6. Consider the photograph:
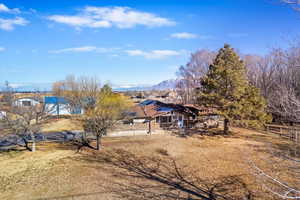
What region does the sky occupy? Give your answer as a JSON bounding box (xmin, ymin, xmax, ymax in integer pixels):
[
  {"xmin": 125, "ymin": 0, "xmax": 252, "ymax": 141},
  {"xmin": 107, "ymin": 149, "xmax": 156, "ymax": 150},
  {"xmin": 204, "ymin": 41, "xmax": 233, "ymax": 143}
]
[{"xmin": 0, "ymin": 0, "xmax": 300, "ymax": 87}]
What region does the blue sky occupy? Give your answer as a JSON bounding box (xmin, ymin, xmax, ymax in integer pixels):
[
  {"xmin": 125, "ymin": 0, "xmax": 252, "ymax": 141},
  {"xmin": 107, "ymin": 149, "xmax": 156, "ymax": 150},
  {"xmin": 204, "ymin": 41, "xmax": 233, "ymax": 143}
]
[{"xmin": 0, "ymin": 0, "xmax": 300, "ymax": 87}]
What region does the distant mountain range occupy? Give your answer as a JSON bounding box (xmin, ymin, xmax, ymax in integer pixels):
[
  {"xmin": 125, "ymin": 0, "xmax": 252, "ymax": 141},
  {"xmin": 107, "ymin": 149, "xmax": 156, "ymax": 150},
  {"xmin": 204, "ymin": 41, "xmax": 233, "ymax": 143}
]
[
  {"xmin": 0, "ymin": 83, "xmax": 53, "ymax": 92},
  {"xmin": 0, "ymin": 80, "xmax": 177, "ymax": 92},
  {"xmin": 150, "ymin": 79, "xmax": 177, "ymax": 90}
]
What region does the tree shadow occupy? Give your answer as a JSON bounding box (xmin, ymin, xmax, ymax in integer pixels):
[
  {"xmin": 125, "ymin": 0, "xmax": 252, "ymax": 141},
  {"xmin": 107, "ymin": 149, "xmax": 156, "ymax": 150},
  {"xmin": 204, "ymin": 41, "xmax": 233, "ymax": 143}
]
[
  {"xmin": 171, "ymin": 128, "xmax": 235, "ymax": 139},
  {"xmin": 74, "ymin": 149, "xmax": 254, "ymax": 200}
]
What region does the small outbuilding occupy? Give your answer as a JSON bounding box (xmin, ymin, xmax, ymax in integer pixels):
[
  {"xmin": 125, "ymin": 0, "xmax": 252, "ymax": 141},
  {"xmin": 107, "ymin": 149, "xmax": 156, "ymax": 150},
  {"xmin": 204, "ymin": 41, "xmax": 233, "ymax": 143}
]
[
  {"xmin": 13, "ymin": 97, "xmax": 42, "ymax": 107},
  {"xmin": 44, "ymin": 96, "xmax": 83, "ymax": 116}
]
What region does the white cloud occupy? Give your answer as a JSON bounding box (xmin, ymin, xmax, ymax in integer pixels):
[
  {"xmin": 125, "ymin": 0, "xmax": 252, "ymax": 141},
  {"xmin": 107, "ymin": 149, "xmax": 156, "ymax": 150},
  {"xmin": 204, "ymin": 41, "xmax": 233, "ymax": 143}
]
[
  {"xmin": 0, "ymin": 3, "xmax": 20, "ymax": 14},
  {"xmin": 0, "ymin": 17, "xmax": 29, "ymax": 30},
  {"xmin": 170, "ymin": 32, "xmax": 198, "ymax": 39},
  {"xmin": 126, "ymin": 49, "xmax": 181, "ymax": 59},
  {"xmin": 0, "ymin": 47, "xmax": 5, "ymax": 52},
  {"xmin": 48, "ymin": 15, "xmax": 111, "ymax": 28},
  {"xmin": 48, "ymin": 6, "xmax": 175, "ymax": 29},
  {"xmin": 50, "ymin": 46, "xmax": 120, "ymax": 54}
]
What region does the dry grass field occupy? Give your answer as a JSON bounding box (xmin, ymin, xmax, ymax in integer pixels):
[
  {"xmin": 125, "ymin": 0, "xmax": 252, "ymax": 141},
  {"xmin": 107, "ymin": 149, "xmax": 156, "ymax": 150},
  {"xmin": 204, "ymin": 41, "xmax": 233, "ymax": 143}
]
[
  {"xmin": 0, "ymin": 128, "xmax": 298, "ymax": 200},
  {"xmin": 41, "ymin": 118, "xmax": 83, "ymax": 133}
]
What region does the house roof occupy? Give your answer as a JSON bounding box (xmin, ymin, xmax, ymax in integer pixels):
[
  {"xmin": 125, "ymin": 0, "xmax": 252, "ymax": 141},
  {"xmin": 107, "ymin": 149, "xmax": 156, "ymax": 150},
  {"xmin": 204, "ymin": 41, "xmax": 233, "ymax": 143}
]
[
  {"xmin": 184, "ymin": 104, "xmax": 217, "ymax": 115},
  {"xmin": 44, "ymin": 96, "xmax": 68, "ymax": 104},
  {"xmin": 15, "ymin": 96, "xmax": 43, "ymax": 103},
  {"xmin": 128, "ymin": 99, "xmax": 199, "ymax": 119}
]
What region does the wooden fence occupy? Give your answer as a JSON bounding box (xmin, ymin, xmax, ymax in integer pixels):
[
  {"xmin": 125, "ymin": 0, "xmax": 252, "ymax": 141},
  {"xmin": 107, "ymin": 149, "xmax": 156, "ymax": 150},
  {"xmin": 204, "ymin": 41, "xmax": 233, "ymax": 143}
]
[{"xmin": 265, "ymin": 124, "xmax": 300, "ymax": 143}]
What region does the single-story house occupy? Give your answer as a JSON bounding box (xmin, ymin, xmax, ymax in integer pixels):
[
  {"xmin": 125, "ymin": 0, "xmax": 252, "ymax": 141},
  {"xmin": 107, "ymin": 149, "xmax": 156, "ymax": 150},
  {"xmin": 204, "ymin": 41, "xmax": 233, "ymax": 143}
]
[
  {"xmin": 13, "ymin": 97, "xmax": 42, "ymax": 107},
  {"xmin": 44, "ymin": 96, "xmax": 83, "ymax": 116},
  {"xmin": 127, "ymin": 99, "xmax": 201, "ymax": 129}
]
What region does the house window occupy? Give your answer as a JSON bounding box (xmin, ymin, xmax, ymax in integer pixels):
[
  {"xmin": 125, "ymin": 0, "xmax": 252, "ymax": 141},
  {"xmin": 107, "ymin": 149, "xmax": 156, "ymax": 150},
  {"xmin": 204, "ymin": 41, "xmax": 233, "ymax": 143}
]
[
  {"xmin": 160, "ymin": 116, "xmax": 168, "ymax": 123},
  {"xmin": 22, "ymin": 101, "xmax": 31, "ymax": 106},
  {"xmin": 172, "ymin": 115, "xmax": 178, "ymax": 120},
  {"xmin": 156, "ymin": 117, "xmax": 160, "ymax": 123},
  {"xmin": 179, "ymin": 115, "xmax": 183, "ymax": 121}
]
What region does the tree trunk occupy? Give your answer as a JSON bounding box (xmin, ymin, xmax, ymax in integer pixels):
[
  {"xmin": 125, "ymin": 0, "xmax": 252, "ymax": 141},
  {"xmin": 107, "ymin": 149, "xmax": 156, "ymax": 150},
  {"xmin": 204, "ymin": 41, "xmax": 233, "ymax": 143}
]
[
  {"xmin": 148, "ymin": 120, "xmax": 152, "ymax": 134},
  {"xmin": 22, "ymin": 138, "xmax": 32, "ymax": 151},
  {"xmin": 96, "ymin": 129, "xmax": 105, "ymax": 150},
  {"xmin": 224, "ymin": 118, "xmax": 229, "ymax": 134},
  {"xmin": 30, "ymin": 131, "xmax": 36, "ymax": 152},
  {"xmin": 96, "ymin": 134, "xmax": 100, "ymax": 150},
  {"xmin": 36, "ymin": 114, "xmax": 39, "ymax": 124}
]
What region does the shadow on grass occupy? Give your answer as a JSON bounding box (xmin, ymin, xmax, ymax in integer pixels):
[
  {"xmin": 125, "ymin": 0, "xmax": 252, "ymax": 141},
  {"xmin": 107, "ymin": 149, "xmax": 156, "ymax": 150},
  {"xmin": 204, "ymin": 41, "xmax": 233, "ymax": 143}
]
[
  {"xmin": 0, "ymin": 147, "xmax": 27, "ymax": 158},
  {"xmin": 68, "ymin": 148, "xmax": 254, "ymax": 200},
  {"xmin": 171, "ymin": 128, "xmax": 235, "ymax": 139}
]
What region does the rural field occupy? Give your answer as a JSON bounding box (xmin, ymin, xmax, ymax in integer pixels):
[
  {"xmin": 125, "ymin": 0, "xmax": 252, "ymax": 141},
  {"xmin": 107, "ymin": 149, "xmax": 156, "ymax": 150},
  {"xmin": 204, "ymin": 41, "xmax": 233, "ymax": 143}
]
[{"xmin": 0, "ymin": 128, "xmax": 297, "ymax": 200}]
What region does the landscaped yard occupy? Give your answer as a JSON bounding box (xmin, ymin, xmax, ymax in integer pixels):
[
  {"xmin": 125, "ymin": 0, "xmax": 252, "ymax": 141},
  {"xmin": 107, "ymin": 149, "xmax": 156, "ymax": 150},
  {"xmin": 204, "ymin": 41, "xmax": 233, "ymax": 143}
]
[{"xmin": 0, "ymin": 128, "xmax": 298, "ymax": 200}]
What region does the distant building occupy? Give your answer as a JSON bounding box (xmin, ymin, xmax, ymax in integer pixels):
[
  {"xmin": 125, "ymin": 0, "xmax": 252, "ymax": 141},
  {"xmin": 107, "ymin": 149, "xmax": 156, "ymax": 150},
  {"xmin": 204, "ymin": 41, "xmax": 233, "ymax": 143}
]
[
  {"xmin": 44, "ymin": 96, "xmax": 83, "ymax": 116},
  {"xmin": 13, "ymin": 97, "xmax": 42, "ymax": 107},
  {"xmin": 0, "ymin": 110, "xmax": 6, "ymax": 119}
]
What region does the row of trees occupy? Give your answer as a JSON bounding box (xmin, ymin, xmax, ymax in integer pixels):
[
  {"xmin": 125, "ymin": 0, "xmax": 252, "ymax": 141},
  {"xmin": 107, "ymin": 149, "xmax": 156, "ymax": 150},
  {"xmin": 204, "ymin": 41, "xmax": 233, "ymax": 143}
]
[
  {"xmin": 246, "ymin": 46, "xmax": 300, "ymax": 123},
  {"xmin": 177, "ymin": 42, "xmax": 300, "ymax": 128}
]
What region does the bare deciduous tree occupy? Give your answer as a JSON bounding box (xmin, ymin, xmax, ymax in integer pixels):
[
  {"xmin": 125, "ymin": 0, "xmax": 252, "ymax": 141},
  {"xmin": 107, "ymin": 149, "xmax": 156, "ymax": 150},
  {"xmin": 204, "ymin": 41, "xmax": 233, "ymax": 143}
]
[
  {"xmin": 1, "ymin": 81, "xmax": 14, "ymax": 107},
  {"xmin": 176, "ymin": 50, "xmax": 216, "ymax": 104},
  {"xmin": 82, "ymin": 85, "xmax": 131, "ymax": 150},
  {"xmin": 245, "ymin": 45, "xmax": 300, "ymax": 123},
  {"xmin": 3, "ymin": 96, "xmax": 47, "ymax": 152},
  {"xmin": 52, "ymin": 75, "xmax": 101, "ymax": 113}
]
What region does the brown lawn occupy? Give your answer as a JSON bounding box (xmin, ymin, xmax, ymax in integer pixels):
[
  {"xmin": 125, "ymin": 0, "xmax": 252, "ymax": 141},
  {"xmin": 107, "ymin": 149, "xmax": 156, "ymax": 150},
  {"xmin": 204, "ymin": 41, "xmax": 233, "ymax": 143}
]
[
  {"xmin": 0, "ymin": 128, "xmax": 298, "ymax": 200},
  {"xmin": 41, "ymin": 118, "xmax": 83, "ymax": 133}
]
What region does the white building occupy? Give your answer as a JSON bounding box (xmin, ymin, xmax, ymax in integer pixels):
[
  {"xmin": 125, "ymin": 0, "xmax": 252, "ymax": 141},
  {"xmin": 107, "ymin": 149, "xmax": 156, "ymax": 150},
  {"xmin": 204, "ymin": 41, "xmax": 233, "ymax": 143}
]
[
  {"xmin": 13, "ymin": 97, "xmax": 41, "ymax": 107},
  {"xmin": 0, "ymin": 111, "xmax": 6, "ymax": 119},
  {"xmin": 44, "ymin": 96, "xmax": 83, "ymax": 116}
]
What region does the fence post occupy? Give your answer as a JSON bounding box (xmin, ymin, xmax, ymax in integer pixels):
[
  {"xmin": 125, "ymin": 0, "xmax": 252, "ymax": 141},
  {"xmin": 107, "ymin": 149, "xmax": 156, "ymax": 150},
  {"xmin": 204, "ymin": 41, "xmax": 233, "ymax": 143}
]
[{"xmin": 279, "ymin": 127, "xmax": 282, "ymax": 136}]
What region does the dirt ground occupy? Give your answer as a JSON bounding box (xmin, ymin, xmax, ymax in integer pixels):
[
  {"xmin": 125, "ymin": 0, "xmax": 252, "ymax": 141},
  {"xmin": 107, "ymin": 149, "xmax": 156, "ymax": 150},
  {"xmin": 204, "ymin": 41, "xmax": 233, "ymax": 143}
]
[{"xmin": 0, "ymin": 128, "xmax": 298, "ymax": 200}]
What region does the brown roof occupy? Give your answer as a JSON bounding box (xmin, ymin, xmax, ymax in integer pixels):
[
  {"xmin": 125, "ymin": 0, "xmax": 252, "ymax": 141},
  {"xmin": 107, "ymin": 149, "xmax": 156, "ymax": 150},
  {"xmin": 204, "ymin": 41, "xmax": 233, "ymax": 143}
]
[
  {"xmin": 184, "ymin": 104, "xmax": 217, "ymax": 115},
  {"xmin": 130, "ymin": 104, "xmax": 165, "ymax": 118},
  {"xmin": 128, "ymin": 100, "xmax": 200, "ymax": 119}
]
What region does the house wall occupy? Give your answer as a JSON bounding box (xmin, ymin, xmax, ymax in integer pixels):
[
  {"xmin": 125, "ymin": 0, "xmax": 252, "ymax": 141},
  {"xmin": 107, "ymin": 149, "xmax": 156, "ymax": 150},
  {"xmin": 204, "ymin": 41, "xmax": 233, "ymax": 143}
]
[
  {"xmin": 45, "ymin": 103, "xmax": 84, "ymax": 116},
  {"xmin": 133, "ymin": 119, "xmax": 146, "ymax": 123},
  {"xmin": 45, "ymin": 103, "xmax": 71, "ymax": 115},
  {"xmin": 116, "ymin": 120, "xmax": 161, "ymax": 131},
  {"xmin": 155, "ymin": 112, "xmax": 196, "ymax": 128}
]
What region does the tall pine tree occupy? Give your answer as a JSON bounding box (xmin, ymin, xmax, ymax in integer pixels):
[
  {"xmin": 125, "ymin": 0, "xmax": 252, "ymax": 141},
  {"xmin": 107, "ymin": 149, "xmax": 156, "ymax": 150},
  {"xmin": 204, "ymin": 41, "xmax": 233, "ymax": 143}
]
[{"xmin": 198, "ymin": 44, "xmax": 270, "ymax": 134}]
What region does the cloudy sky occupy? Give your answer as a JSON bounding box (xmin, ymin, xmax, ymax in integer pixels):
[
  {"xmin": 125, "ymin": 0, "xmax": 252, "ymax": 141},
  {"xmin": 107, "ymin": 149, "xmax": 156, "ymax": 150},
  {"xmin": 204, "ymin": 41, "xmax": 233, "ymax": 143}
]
[{"xmin": 0, "ymin": 0, "xmax": 300, "ymax": 86}]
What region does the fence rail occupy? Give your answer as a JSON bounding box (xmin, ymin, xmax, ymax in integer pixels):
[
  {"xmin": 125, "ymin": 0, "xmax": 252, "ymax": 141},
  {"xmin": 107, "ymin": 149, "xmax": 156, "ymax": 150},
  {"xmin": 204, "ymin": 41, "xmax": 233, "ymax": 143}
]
[{"xmin": 265, "ymin": 124, "xmax": 300, "ymax": 143}]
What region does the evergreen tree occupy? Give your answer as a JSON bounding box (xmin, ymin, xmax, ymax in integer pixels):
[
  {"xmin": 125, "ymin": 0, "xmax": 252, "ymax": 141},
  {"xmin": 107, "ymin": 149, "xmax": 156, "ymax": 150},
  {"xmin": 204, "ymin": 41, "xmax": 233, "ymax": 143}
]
[{"xmin": 198, "ymin": 44, "xmax": 271, "ymax": 134}]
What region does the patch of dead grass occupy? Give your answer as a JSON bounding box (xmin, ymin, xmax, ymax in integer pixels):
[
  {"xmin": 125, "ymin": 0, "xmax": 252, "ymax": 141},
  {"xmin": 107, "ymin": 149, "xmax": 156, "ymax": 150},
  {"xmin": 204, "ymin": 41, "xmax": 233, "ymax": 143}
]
[{"xmin": 41, "ymin": 118, "xmax": 83, "ymax": 133}]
